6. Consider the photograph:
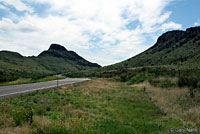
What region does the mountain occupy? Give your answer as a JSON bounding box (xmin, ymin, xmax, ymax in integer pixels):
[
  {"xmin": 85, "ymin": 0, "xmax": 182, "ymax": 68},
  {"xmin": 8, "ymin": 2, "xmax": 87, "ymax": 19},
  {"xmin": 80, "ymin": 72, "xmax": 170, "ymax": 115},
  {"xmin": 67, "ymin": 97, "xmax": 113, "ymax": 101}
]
[
  {"xmin": 35, "ymin": 44, "xmax": 100, "ymax": 72},
  {"xmin": 105, "ymin": 26, "xmax": 200, "ymax": 70},
  {"xmin": 0, "ymin": 44, "xmax": 100, "ymax": 82}
]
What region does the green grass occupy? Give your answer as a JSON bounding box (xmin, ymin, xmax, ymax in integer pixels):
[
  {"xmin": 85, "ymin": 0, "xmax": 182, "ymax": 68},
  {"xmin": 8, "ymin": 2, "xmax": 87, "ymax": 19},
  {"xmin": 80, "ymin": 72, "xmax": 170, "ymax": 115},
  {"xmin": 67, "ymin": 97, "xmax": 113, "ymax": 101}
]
[
  {"xmin": 0, "ymin": 75, "xmax": 66, "ymax": 86},
  {"xmin": 0, "ymin": 79, "xmax": 187, "ymax": 134}
]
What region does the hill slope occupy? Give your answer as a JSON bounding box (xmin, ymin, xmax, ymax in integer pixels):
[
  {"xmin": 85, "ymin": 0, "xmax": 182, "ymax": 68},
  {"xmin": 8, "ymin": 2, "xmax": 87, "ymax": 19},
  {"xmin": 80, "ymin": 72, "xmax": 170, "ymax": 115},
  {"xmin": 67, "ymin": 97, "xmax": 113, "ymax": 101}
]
[
  {"xmin": 36, "ymin": 44, "xmax": 100, "ymax": 73},
  {"xmin": 106, "ymin": 26, "xmax": 200, "ymax": 70},
  {"xmin": 0, "ymin": 44, "xmax": 100, "ymax": 82}
]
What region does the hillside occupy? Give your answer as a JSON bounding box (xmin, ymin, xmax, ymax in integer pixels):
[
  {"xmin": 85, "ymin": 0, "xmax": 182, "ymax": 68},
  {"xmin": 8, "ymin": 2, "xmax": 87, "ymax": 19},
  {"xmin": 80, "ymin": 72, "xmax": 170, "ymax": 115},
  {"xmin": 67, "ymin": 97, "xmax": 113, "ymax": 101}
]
[
  {"xmin": 106, "ymin": 26, "xmax": 200, "ymax": 70},
  {"xmin": 0, "ymin": 44, "xmax": 100, "ymax": 82},
  {"xmin": 36, "ymin": 44, "xmax": 100, "ymax": 73}
]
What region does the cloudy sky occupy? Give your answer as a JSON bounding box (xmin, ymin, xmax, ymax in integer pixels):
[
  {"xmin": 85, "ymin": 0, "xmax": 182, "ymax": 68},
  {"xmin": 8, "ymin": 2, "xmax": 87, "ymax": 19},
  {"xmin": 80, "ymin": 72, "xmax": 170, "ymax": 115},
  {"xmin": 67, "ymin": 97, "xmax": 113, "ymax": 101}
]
[{"xmin": 0, "ymin": 0, "xmax": 199, "ymax": 66}]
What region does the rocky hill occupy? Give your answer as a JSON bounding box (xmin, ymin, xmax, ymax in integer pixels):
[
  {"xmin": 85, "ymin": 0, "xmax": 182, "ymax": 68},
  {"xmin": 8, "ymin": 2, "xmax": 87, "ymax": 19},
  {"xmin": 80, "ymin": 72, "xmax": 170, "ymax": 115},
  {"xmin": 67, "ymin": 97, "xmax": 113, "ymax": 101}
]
[
  {"xmin": 0, "ymin": 44, "xmax": 100, "ymax": 82},
  {"xmin": 106, "ymin": 26, "xmax": 200, "ymax": 70}
]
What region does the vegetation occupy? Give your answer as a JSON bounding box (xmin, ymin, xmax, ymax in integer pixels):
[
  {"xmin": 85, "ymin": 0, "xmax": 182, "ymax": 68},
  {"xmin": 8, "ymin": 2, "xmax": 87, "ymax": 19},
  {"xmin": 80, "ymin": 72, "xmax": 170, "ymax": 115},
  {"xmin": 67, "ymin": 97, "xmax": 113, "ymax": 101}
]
[
  {"xmin": 0, "ymin": 79, "xmax": 188, "ymax": 134},
  {"xmin": 128, "ymin": 75, "xmax": 147, "ymax": 85},
  {"xmin": 178, "ymin": 76, "xmax": 200, "ymax": 98},
  {"xmin": 132, "ymin": 81, "xmax": 200, "ymax": 129},
  {"xmin": 0, "ymin": 44, "xmax": 100, "ymax": 83},
  {"xmin": 102, "ymin": 26, "xmax": 200, "ymax": 70},
  {"xmin": 0, "ymin": 26, "xmax": 200, "ymax": 133},
  {"xmin": 1, "ymin": 26, "xmax": 200, "ymax": 83},
  {"xmin": 66, "ymin": 65, "xmax": 200, "ymax": 82},
  {"xmin": 149, "ymin": 77, "xmax": 178, "ymax": 88},
  {"xmin": 126, "ymin": 70, "xmax": 200, "ymax": 129}
]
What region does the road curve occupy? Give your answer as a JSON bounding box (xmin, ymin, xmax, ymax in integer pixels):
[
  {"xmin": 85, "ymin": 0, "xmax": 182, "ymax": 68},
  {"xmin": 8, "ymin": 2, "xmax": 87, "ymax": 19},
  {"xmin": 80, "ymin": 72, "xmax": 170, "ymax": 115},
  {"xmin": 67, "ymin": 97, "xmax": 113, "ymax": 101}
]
[{"xmin": 0, "ymin": 78, "xmax": 90, "ymax": 98}]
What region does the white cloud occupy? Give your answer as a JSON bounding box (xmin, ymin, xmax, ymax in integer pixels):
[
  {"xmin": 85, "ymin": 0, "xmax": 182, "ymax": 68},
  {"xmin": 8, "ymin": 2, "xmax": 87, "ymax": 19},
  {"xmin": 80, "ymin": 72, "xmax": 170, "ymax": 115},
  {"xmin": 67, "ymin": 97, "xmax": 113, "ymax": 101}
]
[
  {"xmin": 0, "ymin": 0, "xmax": 182, "ymax": 66},
  {"xmin": 0, "ymin": 18, "xmax": 38, "ymax": 33},
  {"xmin": 0, "ymin": 0, "xmax": 33, "ymax": 12},
  {"xmin": 194, "ymin": 22, "xmax": 199, "ymax": 26},
  {"xmin": 160, "ymin": 22, "xmax": 182, "ymax": 31}
]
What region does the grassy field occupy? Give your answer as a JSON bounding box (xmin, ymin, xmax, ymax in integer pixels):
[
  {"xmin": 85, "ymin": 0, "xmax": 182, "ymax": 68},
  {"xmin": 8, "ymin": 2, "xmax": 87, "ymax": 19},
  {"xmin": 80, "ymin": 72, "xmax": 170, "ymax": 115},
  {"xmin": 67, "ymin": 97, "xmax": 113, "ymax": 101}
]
[
  {"xmin": 0, "ymin": 78, "xmax": 195, "ymax": 134},
  {"xmin": 0, "ymin": 75, "xmax": 66, "ymax": 86},
  {"xmin": 132, "ymin": 80, "xmax": 200, "ymax": 128}
]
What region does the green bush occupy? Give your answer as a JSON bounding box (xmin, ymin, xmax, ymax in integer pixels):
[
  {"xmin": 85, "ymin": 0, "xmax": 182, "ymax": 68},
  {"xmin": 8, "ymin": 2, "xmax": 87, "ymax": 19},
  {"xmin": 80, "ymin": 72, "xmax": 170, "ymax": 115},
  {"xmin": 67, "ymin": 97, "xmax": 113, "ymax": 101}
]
[
  {"xmin": 128, "ymin": 75, "xmax": 147, "ymax": 85},
  {"xmin": 119, "ymin": 73, "xmax": 128, "ymax": 82},
  {"xmin": 12, "ymin": 106, "xmax": 33, "ymax": 126},
  {"xmin": 149, "ymin": 78, "xmax": 177, "ymax": 88},
  {"xmin": 178, "ymin": 76, "xmax": 200, "ymax": 98},
  {"xmin": 197, "ymin": 81, "xmax": 200, "ymax": 90},
  {"xmin": 178, "ymin": 76, "xmax": 199, "ymax": 88},
  {"xmin": 35, "ymin": 106, "xmax": 47, "ymax": 116}
]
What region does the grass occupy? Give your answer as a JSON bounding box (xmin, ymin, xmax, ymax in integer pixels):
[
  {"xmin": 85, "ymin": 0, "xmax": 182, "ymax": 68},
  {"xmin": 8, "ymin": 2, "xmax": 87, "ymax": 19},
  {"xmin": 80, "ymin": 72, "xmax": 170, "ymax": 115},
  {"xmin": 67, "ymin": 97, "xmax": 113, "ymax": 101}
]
[
  {"xmin": 148, "ymin": 77, "xmax": 178, "ymax": 88},
  {"xmin": 0, "ymin": 75, "xmax": 66, "ymax": 86},
  {"xmin": 0, "ymin": 78, "xmax": 189, "ymax": 134},
  {"xmin": 132, "ymin": 81, "xmax": 200, "ymax": 128}
]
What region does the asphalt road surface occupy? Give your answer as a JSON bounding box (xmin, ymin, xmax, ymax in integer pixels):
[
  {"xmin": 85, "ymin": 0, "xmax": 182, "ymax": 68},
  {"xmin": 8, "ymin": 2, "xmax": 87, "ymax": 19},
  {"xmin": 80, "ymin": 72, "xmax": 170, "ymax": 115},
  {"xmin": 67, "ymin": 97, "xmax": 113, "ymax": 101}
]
[{"xmin": 0, "ymin": 78, "xmax": 90, "ymax": 98}]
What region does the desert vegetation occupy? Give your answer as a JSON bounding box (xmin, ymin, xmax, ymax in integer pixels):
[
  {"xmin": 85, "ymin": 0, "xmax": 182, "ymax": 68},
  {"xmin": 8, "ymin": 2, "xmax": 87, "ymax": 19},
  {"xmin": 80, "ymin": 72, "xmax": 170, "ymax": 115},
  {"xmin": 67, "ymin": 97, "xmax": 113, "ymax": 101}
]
[
  {"xmin": 0, "ymin": 79, "xmax": 189, "ymax": 134},
  {"xmin": 128, "ymin": 69, "xmax": 200, "ymax": 129}
]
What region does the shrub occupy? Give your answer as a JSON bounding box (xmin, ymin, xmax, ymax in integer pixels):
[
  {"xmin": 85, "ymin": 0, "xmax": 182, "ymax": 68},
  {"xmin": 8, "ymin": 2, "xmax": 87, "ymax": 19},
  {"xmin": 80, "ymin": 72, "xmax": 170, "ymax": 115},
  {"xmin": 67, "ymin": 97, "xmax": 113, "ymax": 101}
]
[
  {"xmin": 36, "ymin": 106, "xmax": 46, "ymax": 116},
  {"xmin": 149, "ymin": 78, "xmax": 177, "ymax": 88},
  {"xmin": 178, "ymin": 76, "xmax": 199, "ymax": 88},
  {"xmin": 12, "ymin": 106, "xmax": 33, "ymax": 126},
  {"xmin": 197, "ymin": 81, "xmax": 200, "ymax": 88},
  {"xmin": 119, "ymin": 74, "xmax": 128, "ymax": 82},
  {"xmin": 128, "ymin": 75, "xmax": 147, "ymax": 85},
  {"xmin": 178, "ymin": 76, "xmax": 199, "ymax": 98}
]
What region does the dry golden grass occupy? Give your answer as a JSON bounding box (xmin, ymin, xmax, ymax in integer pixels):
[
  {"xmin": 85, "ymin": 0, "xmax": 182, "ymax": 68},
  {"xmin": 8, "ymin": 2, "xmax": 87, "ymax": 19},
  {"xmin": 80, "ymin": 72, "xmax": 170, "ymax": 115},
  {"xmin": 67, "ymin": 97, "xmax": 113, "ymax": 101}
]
[
  {"xmin": 0, "ymin": 114, "xmax": 14, "ymax": 128},
  {"xmin": 130, "ymin": 82, "xmax": 146, "ymax": 89},
  {"xmin": 59, "ymin": 79, "xmax": 118, "ymax": 100},
  {"xmin": 0, "ymin": 78, "xmax": 31, "ymax": 86},
  {"xmin": 155, "ymin": 76, "xmax": 178, "ymax": 83},
  {"xmin": 61, "ymin": 78, "xmax": 117, "ymax": 91},
  {"xmin": 132, "ymin": 81, "xmax": 200, "ymax": 127},
  {"xmin": 0, "ymin": 125, "xmax": 31, "ymax": 134},
  {"xmin": 33, "ymin": 116, "xmax": 51, "ymax": 128},
  {"xmin": 8, "ymin": 78, "xmax": 31, "ymax": 84}
]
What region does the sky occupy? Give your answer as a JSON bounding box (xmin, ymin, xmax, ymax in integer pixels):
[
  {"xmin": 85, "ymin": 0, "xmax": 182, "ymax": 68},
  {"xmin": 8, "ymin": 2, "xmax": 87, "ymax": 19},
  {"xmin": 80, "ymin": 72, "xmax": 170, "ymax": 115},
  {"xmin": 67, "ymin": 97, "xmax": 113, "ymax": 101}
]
[{"xmin": 0, "ymin": 0, "xmax": 199, "ymax": 66}]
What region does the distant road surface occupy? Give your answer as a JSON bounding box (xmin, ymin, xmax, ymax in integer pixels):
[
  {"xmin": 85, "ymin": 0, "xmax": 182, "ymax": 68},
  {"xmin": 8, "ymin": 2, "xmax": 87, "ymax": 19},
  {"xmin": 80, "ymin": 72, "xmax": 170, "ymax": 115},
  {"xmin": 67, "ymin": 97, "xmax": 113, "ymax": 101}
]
[{"xmin": 0, "ymin": 78, "xmax": 90, "ymax": 98}]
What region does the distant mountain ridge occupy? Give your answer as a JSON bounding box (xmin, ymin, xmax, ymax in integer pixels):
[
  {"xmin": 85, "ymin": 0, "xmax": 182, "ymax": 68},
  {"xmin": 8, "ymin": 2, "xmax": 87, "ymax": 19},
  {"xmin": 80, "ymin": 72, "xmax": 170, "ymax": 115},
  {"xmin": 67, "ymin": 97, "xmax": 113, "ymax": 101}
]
[
  {"xmin": 105, "ymin": 26, "xmax": 200, "ymax": 70},
  {"xmin": 0, "ymin": 44, "xmax": 100, "ymax": 82},
  {"xmin": 1, "ymin": 26, "xmax": 200, "ymax": 82}
]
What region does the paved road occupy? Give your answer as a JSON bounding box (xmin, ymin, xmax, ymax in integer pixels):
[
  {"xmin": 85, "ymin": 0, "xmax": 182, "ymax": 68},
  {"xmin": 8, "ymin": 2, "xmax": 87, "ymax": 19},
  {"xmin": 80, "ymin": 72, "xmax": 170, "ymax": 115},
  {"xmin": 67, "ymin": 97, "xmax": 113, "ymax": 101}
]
[{"xmin": 0, "ymin": 78, "xmax": 90, "ymax": 98}]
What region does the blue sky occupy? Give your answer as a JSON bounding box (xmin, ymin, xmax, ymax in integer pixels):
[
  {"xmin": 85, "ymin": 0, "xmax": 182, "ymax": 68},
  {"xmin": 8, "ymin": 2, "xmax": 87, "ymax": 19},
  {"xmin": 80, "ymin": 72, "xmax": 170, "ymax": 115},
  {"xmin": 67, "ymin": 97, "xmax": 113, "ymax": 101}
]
[
  {"xmin": 0, "ymin": 0, "xmax": 199, "ymax": 66},
  {"xmin": 166, "ymin": 0, "xmax": 200, "ymax": 28}
]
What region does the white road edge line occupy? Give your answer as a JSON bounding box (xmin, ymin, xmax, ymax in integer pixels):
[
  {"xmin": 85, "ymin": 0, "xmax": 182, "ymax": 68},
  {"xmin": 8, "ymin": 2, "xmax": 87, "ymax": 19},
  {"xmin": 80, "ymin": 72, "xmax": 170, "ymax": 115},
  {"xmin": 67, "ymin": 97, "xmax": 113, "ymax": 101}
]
[
  {"xmin": 0, "ymin": 79, "xmax": 89, "ymax": 98},
  {"xmin": 0, "ymin": 79, "xmax": 74, "ymax": 90}
]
